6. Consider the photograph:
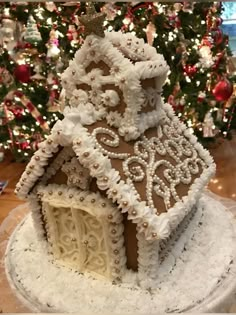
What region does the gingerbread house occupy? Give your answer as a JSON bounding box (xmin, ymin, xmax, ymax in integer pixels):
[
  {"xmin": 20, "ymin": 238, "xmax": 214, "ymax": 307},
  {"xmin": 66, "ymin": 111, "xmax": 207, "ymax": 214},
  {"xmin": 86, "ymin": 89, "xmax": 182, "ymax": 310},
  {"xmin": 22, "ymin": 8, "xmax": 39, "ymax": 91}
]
[{"xmin": 16, "ymin": 16, "xmax": 215, "ymax": 287}]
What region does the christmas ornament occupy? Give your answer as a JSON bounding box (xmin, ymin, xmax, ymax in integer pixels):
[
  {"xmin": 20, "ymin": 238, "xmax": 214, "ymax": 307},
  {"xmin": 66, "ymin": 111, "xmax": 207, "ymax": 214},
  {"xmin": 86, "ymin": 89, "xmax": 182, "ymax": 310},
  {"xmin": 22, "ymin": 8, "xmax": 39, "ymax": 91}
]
[
  {"xmin": 203, "ymin": 111, "xmax": 215, "ymax": 138},
  {"xmin": 209, "ymin": 100, "xmax": 216, "ymax": 107},
  {"xmin": 101, "ymin": 3, "xmax": 116, "ymax": 21},
  {"xmin": 1, "ymin": 102, "xmax": 14, "ymax": 147},
  {"xmin": 198, "ymin": 91, "xmax": 206, "ymax": 102},
  {"xmin": 211, "ymin": 3, "xmax": 219, "ymax": 13},
  {"xmin": 79, "ymin": 3, "xmax": 106, "ymax": 38},
  {"xmin": 183, "ymin": 64, "xmax": 197, "ymax": 77},
  {"xmin": 216, "ymin": 108, "xmax": 223, "ymax": 122},
  {"xmin": 213, "ymin": 52, "xmax": 225, "ymax": 70},
  {"xmin": 174, "ymin": 16, "xmax": 181, "ymax": 28},
  {"xmin": 14, "ymin": 20, "xmax": 24, "ymax": 44},
  {"xmin": 199, "ymin": 45, "xmax": 214, "ymax": 69},
  {"xmin": 67, "ymin": 25, "xmax": 78, "ymax": 47},
  {"xmin": 14, "ymin": 64, "xmax": 31, "ymax": 83},
  {"xmin": 212, "ymin": 78, "xmax": 233, "ymax": 102},
  {"xmin": 173, "ymin": 3, "xmax": 183, "ymax": 12},
  {"xmin": 0, "ymin": 103, "xmax": 6, "ymax": 126},
  {"xmin": 47, "ymin": 89, "xmax": 60, "ymax": 112},
  {"xmin": 31, "ymin": 63, "xmax": 45, "ymax": 80},
  {"xmin": 46, "ymin": 29, "xmax": 60, "ymax": 58},
  {"xmin": 5, "ymin": 91, "xmax": 49, "ymax": 130},
  {"xmin": 46, "ymin": 72, "xmax": 55, "ymax": 85},
  {"xmin": 46, "ymin": 73, "xmax": 61, "ymax": 112},
  {"xmin": 31, "ymin": 133, "xmax": 43, "ymax": 151},
  {"xmin": 201, "ymin": 35, "xmax": 213, "ymax": 48},
  {"xmin": 168, "ymin": 82, "xmax": 183, "ymax": 112},
  {"xmin": 45, "ymin": 2, "xmax": 57, "ymax": 12},
  {"xmin": 0, "ymin": 8, "xmax": 17, "ymax": 50},
  {"xmin": 146, "ymin": 22, "xmax": 156, "ymax": 46},
  {"xmin": 66, "ymin": 28, "xmax": 73, "ymax": 41},
  {"xmin": 31, "ymin": 141, "xmax": 39, "ymax": 151},
  {"xmin": 17, "ymin": 139, "xmax": 30, "ymax": 150},
  {"xmin": 179, "ymin": 97, "xmax": 186, "ymax": 106},
  {"xmin": 55, "ymin": 58, "xmax": 64, "ymax": 73},
  {"xmin": 5, "ymin": 108, "xmax": 14, "ymax": 122},
  {"xmin": 224, "ymin": 83, "xmax": 236, "ymax": 108},
  {"xmin": 9, "ymin": 106, "xmax": 24, "ymax": 119},
  {"xmin": 16, "ymin": 41, "xmax": 32, "ymax": 50},
  {"xmin": 24, "ymin": 15, "xmax": 42, "ymax": 44},
  {"xmin": 167, "ymin": 9, "xmax": 181, "ymax": 28},
  {"xmin": 0, "ymin": 67, "xmax": 14, "ymax": 86},
  {"xmin": 182, "ymin": 2, "xmax": 194, "ymax": 13},
  {"xmin": 175, "ymin": 42, "xmax": 187, "ymax": 66}
]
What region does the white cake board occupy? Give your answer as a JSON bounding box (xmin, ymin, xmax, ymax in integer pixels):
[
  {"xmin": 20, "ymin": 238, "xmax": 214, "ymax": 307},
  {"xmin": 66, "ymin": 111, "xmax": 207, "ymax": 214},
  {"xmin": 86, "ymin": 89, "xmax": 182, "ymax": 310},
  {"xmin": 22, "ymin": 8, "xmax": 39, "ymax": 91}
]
[{"xmin": 3, "ymin": 192, "xmax": 236, "ymax": 313}]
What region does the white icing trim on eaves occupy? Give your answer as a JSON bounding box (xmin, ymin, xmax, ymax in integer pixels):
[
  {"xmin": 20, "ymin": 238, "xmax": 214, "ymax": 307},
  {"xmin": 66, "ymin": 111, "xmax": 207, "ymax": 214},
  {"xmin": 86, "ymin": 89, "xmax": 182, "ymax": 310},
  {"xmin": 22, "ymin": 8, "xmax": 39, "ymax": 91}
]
[
  {"xmin": 40, "ymin": 147, "xmax": 75, "ymax": 185},
  {"xmin": 162, "ymin": 103, "xmax": 215, "ymax": 166},
  {"xmin": 15, "ymin": 136, "xmax": 60, "ymax": 199},
  {"xmin": 28, "ymin": 195, "xmax": 47, "ymax": 241}
]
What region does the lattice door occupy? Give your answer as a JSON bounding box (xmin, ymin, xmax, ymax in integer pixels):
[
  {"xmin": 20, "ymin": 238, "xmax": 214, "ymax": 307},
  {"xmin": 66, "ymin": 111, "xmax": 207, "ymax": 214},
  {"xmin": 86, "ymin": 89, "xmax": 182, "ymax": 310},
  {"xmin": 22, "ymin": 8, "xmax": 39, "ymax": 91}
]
[
  {"xmin": 72, "ymin": 209, "xmax": 109, "ymax": 276},
  {"xmin": 49, "ymin": 206, "xmax": 82, "ymax": 265},
  {"xmin": 47, "ymin": 205, "xmax": 109, "ymax": 277}
]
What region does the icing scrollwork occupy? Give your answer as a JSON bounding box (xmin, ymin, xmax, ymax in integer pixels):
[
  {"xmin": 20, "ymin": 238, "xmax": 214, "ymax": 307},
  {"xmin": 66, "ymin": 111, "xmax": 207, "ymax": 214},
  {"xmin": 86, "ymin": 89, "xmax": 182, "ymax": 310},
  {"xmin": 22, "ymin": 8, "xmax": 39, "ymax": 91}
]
[
  {"xmin": 90, "ymin": 120, "xmax": 210, "ymax": 215},
  {"xmin": 92, "ymin": 127, "xmax": 130, "ymax": 160}
]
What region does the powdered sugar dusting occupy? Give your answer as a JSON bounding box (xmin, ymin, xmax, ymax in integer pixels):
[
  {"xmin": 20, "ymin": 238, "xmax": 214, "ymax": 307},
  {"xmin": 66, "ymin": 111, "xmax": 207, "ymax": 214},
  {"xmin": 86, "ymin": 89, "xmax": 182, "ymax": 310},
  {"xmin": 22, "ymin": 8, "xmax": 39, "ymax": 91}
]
[{"xmin": 5, "ymin": 194, "xmax": 236, "ymax": 313}]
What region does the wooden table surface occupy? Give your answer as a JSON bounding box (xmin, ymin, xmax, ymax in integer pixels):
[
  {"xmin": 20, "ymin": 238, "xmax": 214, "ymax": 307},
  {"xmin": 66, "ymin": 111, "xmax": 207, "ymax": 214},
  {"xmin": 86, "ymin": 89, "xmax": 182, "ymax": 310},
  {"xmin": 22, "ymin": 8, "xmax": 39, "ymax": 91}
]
[{"xmin": 0, "ymin": 152, "xmax": 26, "ymax": 226}]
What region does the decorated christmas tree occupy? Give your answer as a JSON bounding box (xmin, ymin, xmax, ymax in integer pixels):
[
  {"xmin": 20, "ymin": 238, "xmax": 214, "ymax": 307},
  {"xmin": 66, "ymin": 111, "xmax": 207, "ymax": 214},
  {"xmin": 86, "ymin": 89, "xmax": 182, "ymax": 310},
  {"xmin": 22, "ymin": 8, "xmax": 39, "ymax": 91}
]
[
  {"xmin": 24, "ymin": 15, "xmax": 42, "ymax": 44},
  {"xmin": 0, "ymin": 2, "xmax": 84, "ymax": 161},
  {"xmin": 105, "ymin": 2, "xmax": 235, "ymax": 144},
  {"xmin": 0, "ymin": 2, "xmax": 235, "ymax": 161}
]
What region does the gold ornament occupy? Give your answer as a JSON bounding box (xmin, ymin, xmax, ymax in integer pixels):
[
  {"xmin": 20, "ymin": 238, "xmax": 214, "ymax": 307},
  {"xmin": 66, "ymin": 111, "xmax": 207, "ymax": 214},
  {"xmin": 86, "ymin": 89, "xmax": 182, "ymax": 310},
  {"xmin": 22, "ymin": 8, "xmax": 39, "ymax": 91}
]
[{"xmin": 79, "ymin": 3, "xmax": 106, "ymax": 38}]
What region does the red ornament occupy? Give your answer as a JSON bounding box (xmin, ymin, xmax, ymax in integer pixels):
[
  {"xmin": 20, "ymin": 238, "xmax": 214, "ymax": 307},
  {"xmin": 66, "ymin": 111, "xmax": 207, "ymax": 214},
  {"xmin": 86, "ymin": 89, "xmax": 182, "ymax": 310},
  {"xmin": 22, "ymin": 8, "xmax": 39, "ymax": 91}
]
[
  {"xmin": 183, "ymin": 64, "xmax": 197, "ymax": 77},
  {"xmin": 67, "ymin": 31, "xmax": 73, "ymax": 41},
  {"xmin": 9, "ymin": 106, "xmax": 24, "ymax": 119},
  {"xmin": 14, "ymin": 64, "xmax": 31, "ymax": 83},
  {"xmin": 197, "ymin": 92, "xmax": 206, "ymax": 103},
  {"xmin": 212, "ymin": 78, "xmax": 233, "ymax": 102},
  {"xmin": 16, "ymin": 41, "xmax": 32, "ymax": 49},
  {"xmin": 168, "ymin": 94, "xmax": 184, "ymax": 112},
  {"xmin": 201, "ymin": 35, "xmax": 213, "ymax": 48},
  {"xmin": 19, "ymin": 141, "xmax": 30, "ymax": 150},
  {"xmin": 175, "ymin": 16, "xmax": 181, "ymax": 28}
]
